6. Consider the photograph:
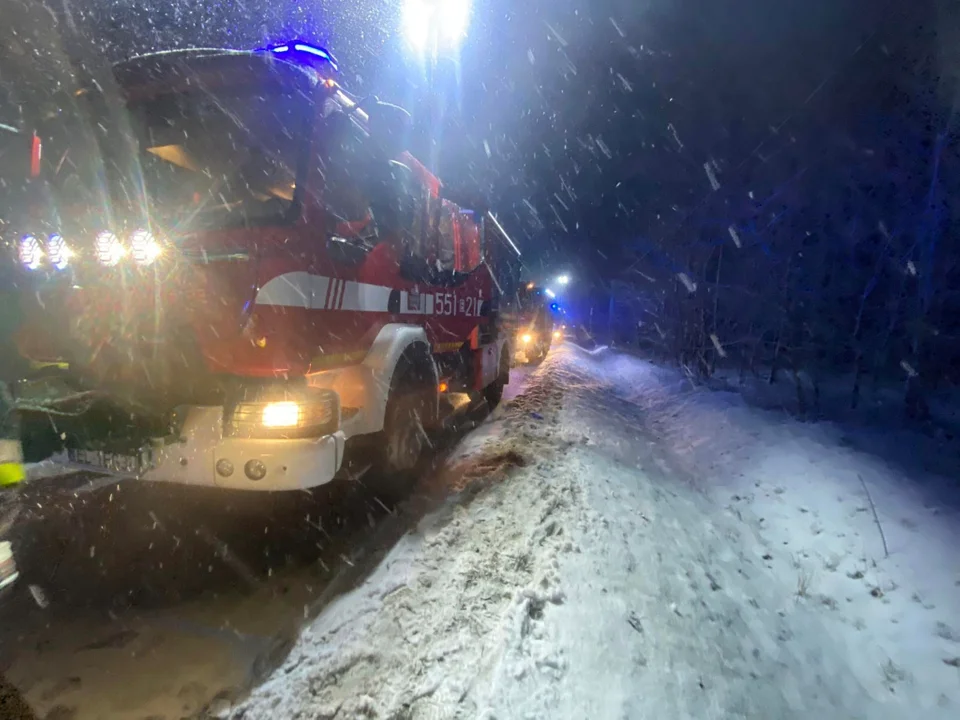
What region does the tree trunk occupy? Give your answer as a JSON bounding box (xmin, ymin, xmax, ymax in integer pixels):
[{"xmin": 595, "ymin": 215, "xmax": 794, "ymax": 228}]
[
  {"xmin": 710, "ymin": 247, "xmax": 723, "ymax": 376},
  {"xmin": 904, "ymin": 334, "xmax": 931, "ymax": 421},
  {"xmin": 749, "ymin": 335, "xmax": 761, "ymax": 379},
  {"xmin": 813, "ymin": 372, "xmax": 821, "ymax": 417},
  {"xmin": 770, "ymin": 255, "xmax": 794, "ymax": 385},
  {"xmin": 769, "ymin": 331, "xmax": 782, "ymax": 384},
  {"xmin": 792, "ymin": 359, "xmax": 807, "ymax": 418},
  {"xmin": 905, "ymin": 374, "xmax": 931, "ymax": 421},
  {"xmin": 607, "ymin": 290, "xmax": 615, "ymax": 345},
  {"xmin": 903, "ymin": 130, "xmax": 947, "ymax": 421},
  {"xmin": 851, "ymin": 351, "xmax": 864, "ymax": 409}
]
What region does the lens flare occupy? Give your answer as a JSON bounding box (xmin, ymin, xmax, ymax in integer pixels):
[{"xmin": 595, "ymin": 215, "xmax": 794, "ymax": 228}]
[
  {"xmin": 95, "ymin": 231, "xmax": 125, "ymax": 267},
  {"xmin": 18, "ymin": 235, "xmax": 43, "ymax": 270},
  {"xmin": 47, "ymin": 233, "xmax": 72, "ymax": 270},
  {"xmin": 130, "ymin": 229, "xmax": 163, "ymax": 266}
]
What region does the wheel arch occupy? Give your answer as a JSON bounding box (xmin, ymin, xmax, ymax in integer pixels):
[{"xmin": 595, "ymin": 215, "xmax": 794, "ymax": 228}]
[
  {"xmin": 362, "ymin": 324, "xmax": 438, "ymax": 431},
  {"xmin": 389, "ymin": 340, "xmax": 440, "ymax": 426}
]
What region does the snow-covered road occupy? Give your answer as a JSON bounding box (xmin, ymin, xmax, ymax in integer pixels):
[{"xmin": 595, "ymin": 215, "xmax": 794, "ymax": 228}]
[
  {"xmin": 235, "ymin": 343, "xmax": 960, "ymax": 719},
  {"xmin": 6, "ymin": 343, "xmax": 958, "ymax": 719}
]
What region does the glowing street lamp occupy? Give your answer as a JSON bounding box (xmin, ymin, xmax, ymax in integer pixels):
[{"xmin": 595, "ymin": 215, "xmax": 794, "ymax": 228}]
[
  {"xmin": 556, "ymin": 274, "xmax": 570, "ymax": 286},
  {"xmin": 402, "ymin": 0, "xmax": 471, "ymax": 55},
  {"xmin": 402, "ymin": 0, "xmax": 471, "ymax": 173}
]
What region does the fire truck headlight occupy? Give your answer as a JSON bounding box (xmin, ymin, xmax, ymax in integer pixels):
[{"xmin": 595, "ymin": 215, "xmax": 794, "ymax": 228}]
[
  {"xmin": 95, "ymin": 231, "xmax": 125, "ymax": 267},
  {"xmin": 262, "ymin": 401, "xmax": 300, "ymax": 428},
  {"xmin": 130, "ymin": 229, "xmax": 163, "ymax": 266},
  {"xmin": 47, "ymin": 233, "xmax": 72, "ymax": 270},
  {"xmin": 18, "ymin": 234, "xmax": 43, "ymax": 270},
  {"xmin": 225, "ymin": 389, "xmax": 340, "ymax": 439}
]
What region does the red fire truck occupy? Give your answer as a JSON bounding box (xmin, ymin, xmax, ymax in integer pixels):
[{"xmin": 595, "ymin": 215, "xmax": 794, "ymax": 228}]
[
  {"xmin": 505, "ymin": 283, "xmax": 557, "ymax": 365},
  {"xmin": 5, "ymin": 43, "xmax": 521, "ymax": 491}
]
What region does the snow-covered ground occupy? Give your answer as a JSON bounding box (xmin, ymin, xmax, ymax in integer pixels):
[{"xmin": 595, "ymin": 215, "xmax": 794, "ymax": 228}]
[{"xmin": 233, "ymin": 343, "xmax": 960, "ymax": 719}]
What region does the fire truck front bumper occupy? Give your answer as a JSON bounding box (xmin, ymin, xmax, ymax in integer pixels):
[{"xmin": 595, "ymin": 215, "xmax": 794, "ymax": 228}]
[{"xmin": 53, "ymin": 407, "xmax": 347, "ymax": 492}]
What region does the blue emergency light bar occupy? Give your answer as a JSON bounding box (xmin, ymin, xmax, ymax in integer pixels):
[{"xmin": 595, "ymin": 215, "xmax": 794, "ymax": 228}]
[{"xmin": 259, "ymin": 41, "xmax": 339, "ymax": 72}]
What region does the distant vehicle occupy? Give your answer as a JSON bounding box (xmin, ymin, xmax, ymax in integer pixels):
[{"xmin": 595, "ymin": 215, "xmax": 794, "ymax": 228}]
[
  {"xmin": 505, "ymin": 282, "xmax": 555, "ymax": 365},
  {"xmin": 4, "ymin": 42, "xmax": 521, "ymax": 491}
]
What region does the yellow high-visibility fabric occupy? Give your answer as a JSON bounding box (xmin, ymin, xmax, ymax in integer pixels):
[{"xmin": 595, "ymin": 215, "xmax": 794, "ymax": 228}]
[
  {"xmin": 0, "ymin": 462, "xmax": 24, "ymax": 486},
  {"xmin": 0, "ymin": 440, "xmax": 25, "ymax": 486}
]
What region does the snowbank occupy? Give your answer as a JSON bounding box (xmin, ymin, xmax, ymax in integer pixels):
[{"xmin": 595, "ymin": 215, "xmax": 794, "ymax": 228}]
[
  {"xmin": 581, "ymin": 346, "xmax": 960, "ymax": 715},
  {"xmin": 231, "ymin": 344, "xmax": 960, "ymax": 719}
]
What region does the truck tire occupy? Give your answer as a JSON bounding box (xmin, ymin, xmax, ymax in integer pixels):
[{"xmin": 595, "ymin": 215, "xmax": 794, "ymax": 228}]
[
  {"xmin": 527, "ymin": 345, "xmax": 547, "ymax": 366},
  {"xmin": 380, "ymin": 391, "xmax": 427, "ymax": 477},
  {"xmin": 373, "ymin": 352, "xmax": 437, "ymax": 491},
  {"xmin": 484, "ymin": 347, "xmax": 510, "ymax": 408}
]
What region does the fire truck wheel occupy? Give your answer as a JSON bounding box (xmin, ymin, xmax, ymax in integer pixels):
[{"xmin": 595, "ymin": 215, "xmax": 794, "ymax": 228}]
[
  {"xmin": 527, "ymin": 346, "xmax": 547, "ymax": 366},
  {"xmin": 484, "ymin": 348, "xmax": 510, "ymax": 408},
  {"xmin": 379, "ymin": 391, "xmax": 428, "ymax": 477}
]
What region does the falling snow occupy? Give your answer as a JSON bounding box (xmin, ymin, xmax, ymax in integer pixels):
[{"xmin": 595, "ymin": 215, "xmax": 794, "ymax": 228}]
[{"xmin": 1, "ymin": 0, "xmax": 958, "ymax": 717}]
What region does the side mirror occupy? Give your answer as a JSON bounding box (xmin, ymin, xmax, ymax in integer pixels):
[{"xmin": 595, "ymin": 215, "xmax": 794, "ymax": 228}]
[{"xmin": 367, "ymin": 101, "xmax": 412, "ymax": 157}]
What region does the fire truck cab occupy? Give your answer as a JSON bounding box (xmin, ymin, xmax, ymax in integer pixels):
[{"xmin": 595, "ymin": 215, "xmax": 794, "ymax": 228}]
[{"xmin": 6, "ymin": 43, "xmax": 521, "ymax": 491}]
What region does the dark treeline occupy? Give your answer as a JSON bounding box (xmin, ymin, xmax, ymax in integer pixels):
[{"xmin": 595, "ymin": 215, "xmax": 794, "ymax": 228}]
[{"xmin": 559, "ymin": 1, "xmax": 960, "ymax": 421}]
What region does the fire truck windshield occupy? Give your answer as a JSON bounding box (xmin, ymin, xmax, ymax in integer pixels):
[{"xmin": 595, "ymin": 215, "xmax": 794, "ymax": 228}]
[{"xmin": 39, "ymin": 84, "xmax": 311, "ymax": 232}]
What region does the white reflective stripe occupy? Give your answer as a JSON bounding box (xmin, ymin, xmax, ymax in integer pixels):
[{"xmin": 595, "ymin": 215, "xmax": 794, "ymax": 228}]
[
  {"xmin": 329, "ymin": 279, "xmax": 340, "ymax": 310},
  {"xmin": 319, "ymin": 278, "xmax": 331, "ymax": 309},
  {"xmin": 255, "ymin": 271, "xmax": 313, "ymax": 308},
  {"xmin": 255, "ymin": 272, "xmax": 436, "ymax": 315},
  {"xmin": 324, "ymin": 279, "xmax": 334, "ymax": 309},
  {"xmin": 342, "ymin": 281, "xmax": 392, "ymax": 312},
  {"xmin": 313, "ymin": 276, "xmax": 331, "ymax": 309},
  {"xmin": 321, "ymin": 278, "xmax": 333, "ymax": 310},
  {"xmin": 333, "ymin": 279, "xmax": 343, "ymax": 310},
  {"xmin": 254, "ymin": 273, "xmax": 334, "ymax": 310}
]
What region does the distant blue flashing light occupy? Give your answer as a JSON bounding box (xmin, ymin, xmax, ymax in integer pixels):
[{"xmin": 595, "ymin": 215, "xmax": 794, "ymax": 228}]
[{"xmin": 262, "ymin": 41, "xmax": 339, "ymax": 72}]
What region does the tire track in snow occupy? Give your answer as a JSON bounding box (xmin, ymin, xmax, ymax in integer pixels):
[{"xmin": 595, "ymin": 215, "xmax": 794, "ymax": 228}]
[{"xmin": 525, "ymin": 346, "xmax": 915, "ymax": 720}]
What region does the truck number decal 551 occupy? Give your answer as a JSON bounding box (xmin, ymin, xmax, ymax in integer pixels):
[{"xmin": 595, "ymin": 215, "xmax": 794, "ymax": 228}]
[
  {"xmin": 435, "ymin": 292, "xmax": 483, "ymax": 317},
  {"xmin": 254, "ymin": 273, "xmax": 486, "ymax": 318}
]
